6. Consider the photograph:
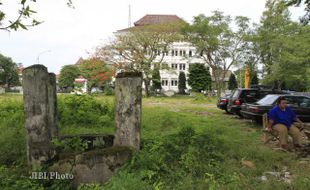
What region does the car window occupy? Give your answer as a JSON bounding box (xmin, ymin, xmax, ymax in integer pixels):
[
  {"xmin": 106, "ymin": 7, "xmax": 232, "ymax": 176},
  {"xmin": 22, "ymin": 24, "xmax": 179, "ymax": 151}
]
[
  {"xmin": 285, "ymin": 96, "xmax": 299, "ymax": 107},
  {"xmin": 297, "ymin": 97, "xmax": 310, "ymax": 108},
  {"xmin": 257, "ymin": 95, "xmax": 278, "ymax": 105},
  {"xmin": 240, "ymin": 90, "xmax": 258, "ymax": 98},
  {"xmin": 232, "ymin": 90, "xmax": 239, "ymax": 98}
]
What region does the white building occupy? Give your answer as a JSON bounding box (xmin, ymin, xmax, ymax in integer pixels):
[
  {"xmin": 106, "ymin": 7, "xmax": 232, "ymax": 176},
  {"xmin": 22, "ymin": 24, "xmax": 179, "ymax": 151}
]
[
  {"xmin": 115, "ymin": 14, "xmax": 214, "ymax": 93},
  {"xmin": 74, "ymin": 75, "xmax": 88, "ymax": 94}
]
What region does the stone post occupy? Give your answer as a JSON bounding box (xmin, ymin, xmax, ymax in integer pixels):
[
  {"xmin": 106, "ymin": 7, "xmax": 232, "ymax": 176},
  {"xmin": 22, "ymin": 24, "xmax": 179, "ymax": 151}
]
[
  {"xmin": 48, "ymin": 73, "xmax": 58, "ymax": 138},
  {"xmin": 114, "ymin": 72, "xmax": 142, "ymax": 150},
  {"xmin": 22, "ymin": 65, "xmax": 57, "ymax": 168}
]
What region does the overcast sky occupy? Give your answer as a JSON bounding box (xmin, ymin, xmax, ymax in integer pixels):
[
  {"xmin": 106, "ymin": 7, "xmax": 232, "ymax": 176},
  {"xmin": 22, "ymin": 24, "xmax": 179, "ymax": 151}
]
[{"xmin": 0, "ymin": 0, "xmax": 304, "ymax": 74}]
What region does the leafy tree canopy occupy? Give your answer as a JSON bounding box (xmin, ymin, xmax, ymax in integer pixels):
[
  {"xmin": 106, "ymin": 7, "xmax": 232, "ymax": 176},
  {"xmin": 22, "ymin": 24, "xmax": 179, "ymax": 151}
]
[
  {"xmin": 58, "ymin": 64, "xmax": 80, "ymax": 90},
  {"xmin": 0, "ymin": 0, "xmax": 73, "ymax": 31},
  {"xmin": 0, "ymin": 53, "xmax": 20, "ymax": 89},
  {"xmin": 188, "ymin": 64, "xmax": 211, "ymax": 92}
]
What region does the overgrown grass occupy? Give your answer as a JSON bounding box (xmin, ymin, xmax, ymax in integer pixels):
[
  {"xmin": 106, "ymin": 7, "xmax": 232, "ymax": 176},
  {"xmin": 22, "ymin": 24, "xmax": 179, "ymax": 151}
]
[{"xmin": 0, "ymin": 94, "xmax": 310, "ymax": 189}]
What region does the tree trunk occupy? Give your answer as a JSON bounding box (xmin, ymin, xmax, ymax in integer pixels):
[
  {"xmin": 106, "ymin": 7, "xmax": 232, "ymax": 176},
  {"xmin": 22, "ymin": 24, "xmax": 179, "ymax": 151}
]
[
  {"xmin": 5, "ymin": 76, "xmax": 9, "ymax": 90},
  {"xmin": 144, "ymin": 79, "xmax": 150, "ymax": 97},
  {"xmin": 216, "ymin": 81, "xmax": 222, "ymax": 98}
]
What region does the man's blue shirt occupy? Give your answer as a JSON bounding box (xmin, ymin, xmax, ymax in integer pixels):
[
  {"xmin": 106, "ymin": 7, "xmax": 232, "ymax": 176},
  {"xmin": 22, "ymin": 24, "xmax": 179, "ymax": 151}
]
[{"xmin": 268, "ymin": 106, "xmax": 296, "ymax": 128}]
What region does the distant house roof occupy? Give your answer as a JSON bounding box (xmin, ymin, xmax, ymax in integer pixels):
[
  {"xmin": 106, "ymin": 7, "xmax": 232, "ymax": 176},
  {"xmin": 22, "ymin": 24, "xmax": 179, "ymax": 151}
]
[
  {"xmin": 17, "ymin": 67, "xmax": 24, "ymax": 75},
  {"xmin": 117, "ymin": 14, "xmax": 185, "ymax": 33},
  {"xmin": 75, "ymin": 57, "xmax": 84, "ymax": 65},
  {"xmin": 134, "ymin": 14, "xmax": 183, "ymax": 26},
  {"xmin": 74, "ymin": 75, "xmax": 87, "ymax": 83}
]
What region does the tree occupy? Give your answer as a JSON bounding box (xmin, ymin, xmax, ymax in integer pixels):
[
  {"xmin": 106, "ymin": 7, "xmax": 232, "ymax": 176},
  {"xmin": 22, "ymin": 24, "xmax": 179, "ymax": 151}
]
[
  {"xmin": 250, "ymin": 72, "xmax": 259, "ymax": 86},
  {"xmin": 184, "ymin": 12, "xmax": 253, "ymax": 97},
  {"xmin": 151, "ymin": 67, "xmax": 161, "ymax": 92},
  {"xmin": 0, "ymin": 54, "xmax": 20, "ymax": 89},
  {"xmin": 258, "ymin": 0, "xmax": 310, "ymax": 90},
  {"xmin": 0, "ymin": 0, "xmax": 73, "ymax": 31},
  {"xmin": 58, "ymin": 65, "xmax": 80, "ymax": 91},
  {"xmin": 79, "ymin": 58, "xmax": 114, "ymax": 93},
  {"xmin": 178, "ymin": 71, "xmax": 187, "ymax": 94},
  {"xmin": 95, "ymin": 21, "xmax": 185, "ymax": 96},
  {"xmin": 188, "ymin": 64, "xmax": 211, "ymax": 92},
  {"xmin": 228, "ymin": 73, "xmax": 238, "ymax": 90}
]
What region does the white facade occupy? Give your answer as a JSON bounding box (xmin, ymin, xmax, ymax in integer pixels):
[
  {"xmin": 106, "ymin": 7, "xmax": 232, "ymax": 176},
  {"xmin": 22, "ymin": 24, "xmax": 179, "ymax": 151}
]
[
  {"xmin": 114, "ymin": 14, "xmax": 211, "ymax": 93},
  {"xmin": 155, "ymin": 41, "xmax": 209, "ymax": 92},
  {"xmin": 74, "ymin": 77, "xmax": 88, "ymax": 94}
]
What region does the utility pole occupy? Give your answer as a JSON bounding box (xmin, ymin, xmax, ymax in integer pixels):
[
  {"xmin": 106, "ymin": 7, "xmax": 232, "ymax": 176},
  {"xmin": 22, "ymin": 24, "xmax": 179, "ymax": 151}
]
[{"xmin": 128, "ymin": 4, "xmax": 132, "ymax": 28}]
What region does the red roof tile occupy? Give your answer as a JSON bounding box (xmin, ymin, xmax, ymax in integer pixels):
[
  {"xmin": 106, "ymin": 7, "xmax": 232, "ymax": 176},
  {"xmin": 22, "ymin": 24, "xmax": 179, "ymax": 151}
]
[
  {"xmin": 134, "ymin": 14, "xmax": 184, "ymax": 26},
  {"xmin": 117, "ymin": 14, "xmax": 185, "ymax": 33}
]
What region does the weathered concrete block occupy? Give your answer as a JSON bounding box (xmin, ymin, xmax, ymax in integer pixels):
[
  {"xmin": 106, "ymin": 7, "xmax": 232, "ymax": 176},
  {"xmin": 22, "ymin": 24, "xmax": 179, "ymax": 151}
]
[
  {"xmin": 22, "ymin": 64, "xmax": 58, "ymax": 168},
  {"xmin": 48, "ymin": 73, "xmax": 58, "ymax": 138},
  {"xmin": 49, "ymin": 146, "xmax": 132, "ymax": 187},
  {"xmin": 114, "ymin": 72, "xmax": 142, "ymax": 150}
]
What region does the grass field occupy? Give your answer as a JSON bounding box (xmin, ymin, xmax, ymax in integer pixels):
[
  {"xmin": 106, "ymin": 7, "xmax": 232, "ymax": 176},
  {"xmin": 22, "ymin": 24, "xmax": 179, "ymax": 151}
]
[{"xmin": 0, "ymin": 93, "xmax": 310, "ymax": 189}]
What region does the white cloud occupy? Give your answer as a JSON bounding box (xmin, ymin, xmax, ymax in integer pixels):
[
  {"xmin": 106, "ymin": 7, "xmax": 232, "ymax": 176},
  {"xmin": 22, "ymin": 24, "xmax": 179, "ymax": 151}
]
[{"xmin": 0, "ymin": 0, "xmax": 305, "ymax": 73}]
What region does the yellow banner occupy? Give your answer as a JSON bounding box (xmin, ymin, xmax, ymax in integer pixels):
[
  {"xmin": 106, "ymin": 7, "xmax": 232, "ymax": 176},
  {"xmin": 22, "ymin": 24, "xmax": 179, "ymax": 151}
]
[{"xmin": 245, "ymin": 65, "xmax": 250, "ymax": 89}]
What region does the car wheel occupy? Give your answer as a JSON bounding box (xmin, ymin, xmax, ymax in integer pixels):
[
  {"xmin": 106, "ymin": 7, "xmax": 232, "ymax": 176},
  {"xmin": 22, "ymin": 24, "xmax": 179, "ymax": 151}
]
[
  {"xmin": 225, "ymin": 108, "xmax": 231, "ymax": 114},
  {"xmin": 237, "ymin": 112, "xmax": 243, "ymax": 118}
]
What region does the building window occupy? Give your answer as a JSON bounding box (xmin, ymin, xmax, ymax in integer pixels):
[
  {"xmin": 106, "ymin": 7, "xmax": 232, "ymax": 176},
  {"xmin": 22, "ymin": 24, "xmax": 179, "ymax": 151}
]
[
  {"xmin": 171, "ymin": 79, "xmax": 178, "ymax": 86},
  {"xmin": 183, "ymin": 50, "xmax": 186, "ymax": 56},
  {"xmin": 161, "ymin": 79, "xmax": 168, "ymax": 86},
  {"xmin": 171, "ymin": 63, "xmax": 177, "ymax": 69},
  {"xmin": 171, "ymin": 50, "xmax": 174, "ymax": 56},
  {"xmin": 179, "ymin": 50, "xmax": 183, "ymax": 56},
  {"xmin": 189, "ymin": 50, "xmax": 192, "ymax": 57},
  {"xmin": 179, "ymin": 64, "xmax": 186, "ymax": 70},
  {"xmin": 165, "ymin": 51, "xmax": 169, "ymax": 56},
  {"xmin": 175, "ymin": 50, "xmax": 178, "ymax": 56}
]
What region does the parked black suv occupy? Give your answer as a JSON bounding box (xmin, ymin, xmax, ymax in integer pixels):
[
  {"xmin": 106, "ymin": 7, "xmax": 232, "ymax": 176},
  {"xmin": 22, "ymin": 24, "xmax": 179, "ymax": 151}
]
[{"xmin": 227, "ymin": 87, "xmax": 286, "ymax": 116}]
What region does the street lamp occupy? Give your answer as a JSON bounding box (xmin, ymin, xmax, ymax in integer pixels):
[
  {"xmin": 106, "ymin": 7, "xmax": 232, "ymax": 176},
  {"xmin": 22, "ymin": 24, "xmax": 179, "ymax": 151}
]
[{"xmin": 37, "ymin": 50, "xmax": 51, "ymax": 64}]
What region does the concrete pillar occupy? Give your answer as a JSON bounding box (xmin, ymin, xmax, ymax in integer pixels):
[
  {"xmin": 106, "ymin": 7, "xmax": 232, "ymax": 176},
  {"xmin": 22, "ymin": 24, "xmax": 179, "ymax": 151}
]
[
  {"xmin": 114, "ymin": 72, "xmax": 142, "ymax": 150},
  {"xmin": 48, "ymin": 73, "xmax": 58, "ymax": 138},
  {"xmin": 22, "ymin": 65, "xmax": 57, "ymax": 168}
]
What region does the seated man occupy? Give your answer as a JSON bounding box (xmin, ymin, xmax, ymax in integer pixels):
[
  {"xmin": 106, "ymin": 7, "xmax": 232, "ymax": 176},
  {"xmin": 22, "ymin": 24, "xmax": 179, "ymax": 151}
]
[{"xmin": 266, "ymin": 97, "xmax": 304, "ymax": 150}]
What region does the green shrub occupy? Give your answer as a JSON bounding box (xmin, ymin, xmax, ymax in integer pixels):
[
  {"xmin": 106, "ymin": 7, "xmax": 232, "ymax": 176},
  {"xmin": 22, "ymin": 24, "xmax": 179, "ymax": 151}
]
[
  {"xmin": 52, "ymin": 137, "xmax": 89, "ymax": 152},
  {"xmin": 104, "ymin": 171, "xmax": 152, "ymax": 190},
  {"xmin": 0, "ymin": 166, "xmax": 44, "ymax": 190},
  {"xmin": 103, "ymin": 83, "xmax": 114, "ymax": 96},
  {"xmin": 0, "ymin": 100, "xmax": 26, "ymax": 166},
  {"xmin": 106, "ymin": 127, "xmax": 231, "ymax": 189},
  {"xmin": 58, "ymin": 95, "xmax": 114, "ymax": 128}
]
